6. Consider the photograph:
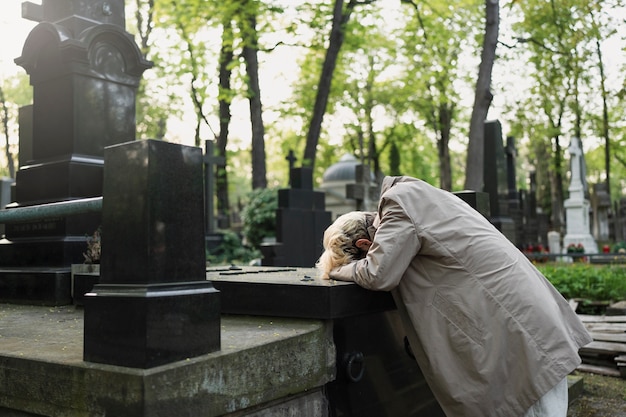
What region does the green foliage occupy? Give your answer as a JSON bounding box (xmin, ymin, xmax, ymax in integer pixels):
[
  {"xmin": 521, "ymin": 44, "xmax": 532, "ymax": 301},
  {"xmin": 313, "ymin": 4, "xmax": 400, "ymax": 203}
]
[
  {"xmin": 240, "ymin": 187, "xmax": 277, "ymax": 249},
  {"xmin": 206, "ymin": 230, "xmax": 260, "ymax": 265},
  {"xmin": 537, "ymin": 264, "xmax": 626, "ymax": 302}
]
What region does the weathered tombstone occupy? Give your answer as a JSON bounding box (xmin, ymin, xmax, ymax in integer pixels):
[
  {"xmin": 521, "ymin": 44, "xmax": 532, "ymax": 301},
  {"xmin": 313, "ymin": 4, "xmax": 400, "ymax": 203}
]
[
  {"xmin": 83, "ymin": 139, "xmax": 220, "ymax": 368},
  {"xmin": 563, "ymin": 137, "xmax": 598, "ymax": 254},
  {"xmin": 260, "ymin": 167, "xmax": 332, "ymax": 267},
  {"xmin": 483, "ymin": 120, "xmax": 516, "ymax": 243},
  {"xmin": 548, "ymin": 231, "xmax": 561, "ymax": 255},
  {"xmin": 0, "ymin": 0, "xmax": 151, "ymax": 305}
]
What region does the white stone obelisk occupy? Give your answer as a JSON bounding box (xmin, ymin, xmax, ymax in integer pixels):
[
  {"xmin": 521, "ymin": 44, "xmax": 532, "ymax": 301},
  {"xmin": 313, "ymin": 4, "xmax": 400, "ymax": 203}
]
[{"xmin": 563, "ymin": 137, "xmax": 598, "ymax": 254}]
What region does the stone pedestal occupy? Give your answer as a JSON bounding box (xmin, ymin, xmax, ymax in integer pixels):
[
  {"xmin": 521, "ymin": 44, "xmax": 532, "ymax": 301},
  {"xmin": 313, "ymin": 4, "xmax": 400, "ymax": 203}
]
[
  {"xmin": 83, "ymin": 140, "xmax": 220, "ymax": 368},
  {"xmin": 563, "ymin": 197, "xmax": 598, "ymax": 254}
]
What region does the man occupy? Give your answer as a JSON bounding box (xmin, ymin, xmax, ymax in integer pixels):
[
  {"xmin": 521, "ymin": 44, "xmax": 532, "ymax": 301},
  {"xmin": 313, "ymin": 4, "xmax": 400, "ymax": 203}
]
[{"xmin": 317, "ymin": 176, "xmax": 592, "ymax": 417}]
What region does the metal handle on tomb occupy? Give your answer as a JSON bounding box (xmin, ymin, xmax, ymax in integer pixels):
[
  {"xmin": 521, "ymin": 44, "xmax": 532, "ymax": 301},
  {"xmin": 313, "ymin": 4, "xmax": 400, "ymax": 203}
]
[
  {"xmin": 0, "ymin": 197, "xmax": 103, "ymax": 224},
  {"xmin": 343, "ymin": 351, "xmax": 365, "ymax": 383}
]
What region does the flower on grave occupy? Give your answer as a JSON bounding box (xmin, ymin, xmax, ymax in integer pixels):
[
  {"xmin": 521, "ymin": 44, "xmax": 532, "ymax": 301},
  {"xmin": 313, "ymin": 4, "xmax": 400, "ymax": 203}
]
[
  {"xmin": 83, "ymin": 227, "xmax": 101, "ymax": 264},
  {"xmin": 566, "ymin": 243, "xmax": 584, "ymax": 253}
]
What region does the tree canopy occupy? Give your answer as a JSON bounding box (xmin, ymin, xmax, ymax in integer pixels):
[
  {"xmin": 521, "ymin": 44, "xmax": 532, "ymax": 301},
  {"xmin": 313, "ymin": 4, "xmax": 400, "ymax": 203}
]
[{"xmin": 1, "ymin": 0, "xmax": 625, "ymax": 227}]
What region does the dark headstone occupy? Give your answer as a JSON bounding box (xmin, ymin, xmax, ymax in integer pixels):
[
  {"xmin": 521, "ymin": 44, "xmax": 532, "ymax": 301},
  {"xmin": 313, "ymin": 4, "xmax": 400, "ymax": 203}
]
[
  {"xmin": 483, "ymin": 120, "xmax": 516, "ymax": 242},
  {"xmin": 454, "ymin": 191, "xmax": 491, "ymax": 219},
  {"xmin": 83, "ymin": 140, "xmax": 220, "ymax": 368},
  {"xmin": 505, "ymin": 136, "xmax": 523, "ymax": 248},
  {"xmin": 0, "ymin": 0, "xmax": 151, "ymax": 305},
  {"xmin": 525, "ymin": 172, "xmax": 540, "ymax": 246},
  {"xmin": 261, "ymin": 167, "xmax": 332, "ymax": 267}
]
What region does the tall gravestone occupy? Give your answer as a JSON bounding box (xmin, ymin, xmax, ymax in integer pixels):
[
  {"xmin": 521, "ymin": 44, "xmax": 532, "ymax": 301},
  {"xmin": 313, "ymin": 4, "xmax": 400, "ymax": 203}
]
[
  {"xmin": 563, "ymin": 137, "xmax": 598, "ymax": 254},
  {"xmin": 84, "ymin": 140, "xmax": 220, "ymax": 368},
  {"xmin": 483, "ymin": 120, "xmax": 516, "ymax": 243},
  {"xmin": 505, "ymin": 136, "xmax": 523, "ymax": 248},
  {"xmin": 0, "ymin": 0, "xmax": 151, "ymax": 305}
]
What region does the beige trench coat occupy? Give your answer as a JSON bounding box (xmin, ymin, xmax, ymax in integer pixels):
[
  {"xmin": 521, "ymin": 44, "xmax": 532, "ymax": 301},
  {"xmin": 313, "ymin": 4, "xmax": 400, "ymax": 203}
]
[{"xmin": 330, "ymin": 176, "xmax": 592, "ymax": 417}]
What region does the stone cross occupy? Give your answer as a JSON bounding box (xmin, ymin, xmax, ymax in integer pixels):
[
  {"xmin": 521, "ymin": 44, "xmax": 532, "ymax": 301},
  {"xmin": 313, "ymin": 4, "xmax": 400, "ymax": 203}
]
[
  {"xmin": 204, "ymin": 140, "xmax": 225, "ymax": 234},
  {"xmin": 286, "ymin": 150, "xmax": 297, "ymax": 186},
  {"xmin": 345, "ymin": 165, "xmax": 378, "ymax": 211}
]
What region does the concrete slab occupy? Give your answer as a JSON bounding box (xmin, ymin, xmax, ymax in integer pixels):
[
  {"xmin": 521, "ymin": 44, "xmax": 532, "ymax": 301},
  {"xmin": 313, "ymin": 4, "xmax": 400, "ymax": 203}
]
[{"xmin": 0, "ymin": 303, "xmax": 335, "ymax": 417}]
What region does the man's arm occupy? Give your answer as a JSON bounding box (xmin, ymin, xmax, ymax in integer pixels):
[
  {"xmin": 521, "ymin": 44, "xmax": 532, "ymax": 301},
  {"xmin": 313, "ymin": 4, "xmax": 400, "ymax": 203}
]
[{"xmin": 331, "ymin": 198, "xmax": 420, "ymax": 291}]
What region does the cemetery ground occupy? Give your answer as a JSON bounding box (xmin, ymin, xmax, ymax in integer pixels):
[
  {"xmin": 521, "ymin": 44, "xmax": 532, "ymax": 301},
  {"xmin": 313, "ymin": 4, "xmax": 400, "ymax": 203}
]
[{"xmin": 568, "ymin": 371, "xmax": 626, "ymax": 416}]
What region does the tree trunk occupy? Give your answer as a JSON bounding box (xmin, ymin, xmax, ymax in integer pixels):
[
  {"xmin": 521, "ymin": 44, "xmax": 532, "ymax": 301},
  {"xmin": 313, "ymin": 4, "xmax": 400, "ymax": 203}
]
[
  {"xmin": 303, "ymin": 0, "xmax": 356, "ymax": 170},
  {"xmin": 239, "ymin": 7, "xmax": 267, "ymax": 189},
  {"xmin": 552, "ymin": 134, "xmax": 564, "ymax": 232},
  {"xmin": 216, "ymin": 18, "xmax": 234, "ymax": 227},
  {"xmin": 464, "ymin": 0, "xmax": 499, "ymax": 191},
  {"xmin": 596, "ymin": 38, "xmax": 611, "ymax": 194}
]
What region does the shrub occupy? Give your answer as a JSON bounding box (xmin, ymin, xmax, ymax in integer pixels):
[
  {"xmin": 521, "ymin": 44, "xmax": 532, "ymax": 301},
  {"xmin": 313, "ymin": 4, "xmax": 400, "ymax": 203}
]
[
  {"xmin": 537, "ymin": 263, "xmax": 626, "ymax": 302},
  {"xmin": 206, "ymin": 231, "xmax": 260, "ymax": 265},
  {"xmin": 240, "ymin": 188, "xmax": 278, "ymax": 249}
]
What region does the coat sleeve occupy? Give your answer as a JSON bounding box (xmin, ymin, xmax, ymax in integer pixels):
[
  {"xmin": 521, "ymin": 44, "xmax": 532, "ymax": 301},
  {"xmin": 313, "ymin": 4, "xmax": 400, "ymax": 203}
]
[{"xmin": 330, "ymin": 197, "xmax": 421, "ymax": 291}]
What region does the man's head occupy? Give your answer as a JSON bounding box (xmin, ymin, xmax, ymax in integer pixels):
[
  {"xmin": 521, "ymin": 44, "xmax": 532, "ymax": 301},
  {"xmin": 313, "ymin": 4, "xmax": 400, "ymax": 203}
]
[{"xmin": 316, "ymin": 211, "xmax": 376, "ymax": 279}]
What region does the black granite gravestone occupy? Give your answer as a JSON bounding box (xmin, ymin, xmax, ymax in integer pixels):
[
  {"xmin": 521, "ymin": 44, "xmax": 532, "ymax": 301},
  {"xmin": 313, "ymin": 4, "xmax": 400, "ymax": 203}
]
[
  {"xmin": 0, "ymin": 0, "xmax": 151, "ymax": 305},
  {"xmin": 83, "ymin": 140, "xmax": 220, "ymax": 369},
  {"xmin": 521, "ymin": 172, "xmax": 540, "ymax": 247},
  {"xmin": 505, "ymin": 136, "xmax": 523, "ymax": 248},
  {"xmin": 454, "ymin": 191, "xmax": 490, "ymax": 219},
  {"xmin": 260, "ymin": 167, "xmax": 332, "ymax": 267},
  {"xmin": 483, "ymin": 120, "xmax": 516, "ymax": 243}
]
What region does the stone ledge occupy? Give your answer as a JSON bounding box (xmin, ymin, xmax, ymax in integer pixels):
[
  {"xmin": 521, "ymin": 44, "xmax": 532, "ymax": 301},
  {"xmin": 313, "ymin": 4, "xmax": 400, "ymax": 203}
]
[{"xmin": 0, "ymin": 304, "xmax": 335, "ymax": 417}]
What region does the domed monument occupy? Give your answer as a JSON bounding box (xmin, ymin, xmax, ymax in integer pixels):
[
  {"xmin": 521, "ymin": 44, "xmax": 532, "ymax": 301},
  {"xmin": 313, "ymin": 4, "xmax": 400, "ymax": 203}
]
[{"xmin": 319, "ymin": 154, "xmax": 378, "ymax": 219}]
